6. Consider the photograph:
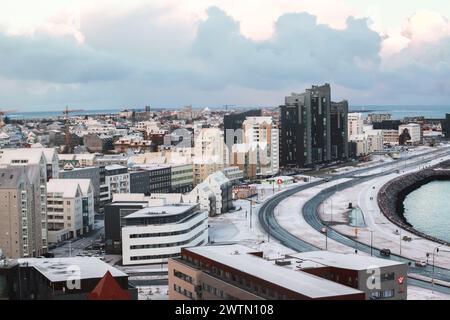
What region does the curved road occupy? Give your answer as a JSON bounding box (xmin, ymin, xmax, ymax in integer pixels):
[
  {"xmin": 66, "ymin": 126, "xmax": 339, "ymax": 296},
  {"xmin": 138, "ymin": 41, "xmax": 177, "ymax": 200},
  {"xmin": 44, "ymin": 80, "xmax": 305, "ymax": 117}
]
[{"xmin": 259, "ymin": 147, "xmax": 450, "ymax": 293}]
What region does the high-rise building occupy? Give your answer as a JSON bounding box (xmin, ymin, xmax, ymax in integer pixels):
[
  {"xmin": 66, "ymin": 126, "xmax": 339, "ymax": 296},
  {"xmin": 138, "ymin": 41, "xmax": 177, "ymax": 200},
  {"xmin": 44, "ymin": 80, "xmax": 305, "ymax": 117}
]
[
  {"xmin": 280, "ymin": 84, "xmax": 348, "ymax": 168},
  {"xmin": 239, "ymin": 116, "xmax": 279, "ymax": 177},
  {"xmin": 223, "ymin": 109, "xmax": 262, "ymax": 145},
  {"xmin": 0, "ymin": 166, "xmax": 45, "ymax": 259},
  {"xmin": 330, "ymin": 101, "xmax": 349, "ymax": 161},
  {"xmin": 0, "ymin": 149, "xmax": 49, "ymax": 253}
]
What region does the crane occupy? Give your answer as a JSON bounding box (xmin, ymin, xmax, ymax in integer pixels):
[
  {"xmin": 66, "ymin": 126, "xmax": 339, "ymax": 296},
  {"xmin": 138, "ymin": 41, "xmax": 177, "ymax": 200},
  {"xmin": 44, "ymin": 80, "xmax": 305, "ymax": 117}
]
[
  {"xmin": 0, "ymin": 108, "xmax": 17, "ymax": 127},
  {"xmin": 62, "ymin": 106, "xmax": 84, "ymax": 153}
]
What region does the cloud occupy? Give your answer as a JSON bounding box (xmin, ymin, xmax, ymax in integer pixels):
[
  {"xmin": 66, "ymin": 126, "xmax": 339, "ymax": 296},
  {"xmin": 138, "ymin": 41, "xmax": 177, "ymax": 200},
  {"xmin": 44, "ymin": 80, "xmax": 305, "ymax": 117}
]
[{"xmin": 1, "ymin": 4, "xmax": 450, "ymax": 108}]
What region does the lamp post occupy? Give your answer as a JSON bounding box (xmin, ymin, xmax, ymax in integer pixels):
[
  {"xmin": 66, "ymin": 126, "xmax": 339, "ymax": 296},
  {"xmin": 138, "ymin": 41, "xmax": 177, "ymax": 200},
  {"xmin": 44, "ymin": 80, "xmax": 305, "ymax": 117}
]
[
  {"xmin": 432, "ymin": 246, "xmax": 450, "ymax": 293},
  {"xmin": 399, "ymin": 230, "xmax": 402, "ymax": 256}
]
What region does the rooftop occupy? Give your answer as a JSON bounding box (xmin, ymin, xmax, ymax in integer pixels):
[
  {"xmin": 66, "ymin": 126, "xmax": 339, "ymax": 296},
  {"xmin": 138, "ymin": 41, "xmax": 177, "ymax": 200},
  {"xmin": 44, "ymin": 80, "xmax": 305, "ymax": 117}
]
[
  {"xmin": 287, "ymin": 251, "xmax": 405, "ymax": 271},
  {"xmin": 124, "ymin": 204, "xmax": 197, "ymax": 219},
  {"xmin": 185, "ymin": 245, "xmax": 364, "ymax": 299},
  {"xmin": 18, "ymin": 257, "xmax": 127, "ymax": 283}
]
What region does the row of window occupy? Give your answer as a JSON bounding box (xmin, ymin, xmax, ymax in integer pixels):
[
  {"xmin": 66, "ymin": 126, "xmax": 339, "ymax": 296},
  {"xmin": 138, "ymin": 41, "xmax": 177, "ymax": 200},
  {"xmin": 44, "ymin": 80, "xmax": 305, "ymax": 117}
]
[
  {"xmin": 173, "ymin": 284, "xmax": 193, "ymax": 299},
  {"xmin": 129, "ymin": 220, "xmax": 206, "ymax": 239},
  {"xmin": 129, "ymin": 228, "xmax": 207, "ymax": 250}
]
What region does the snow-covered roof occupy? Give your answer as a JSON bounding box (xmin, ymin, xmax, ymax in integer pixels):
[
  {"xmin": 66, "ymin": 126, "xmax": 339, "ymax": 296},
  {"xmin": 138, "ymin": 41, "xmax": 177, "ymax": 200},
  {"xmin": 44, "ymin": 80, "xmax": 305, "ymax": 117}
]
[
  {"xmin": 186, "ymin": 245, "xmax": 364, "ymax": 299},
  {"xmin": 288, "ymin": 251, "xmax": 405, "ymax": 271},
  {"xmin": 47, "ymin": 179, "xmax": 81, "ymax": 198},
  {"xmin": 124, "ymin": 204, "xmax": 197, "ymax": 219},
  {"xmin": 105, "ymin": 164, "xmax": 127, "ymax": 171},
  {"xmin": 18, "ymin": 257, "xmax": 127, "ymax": 283}
]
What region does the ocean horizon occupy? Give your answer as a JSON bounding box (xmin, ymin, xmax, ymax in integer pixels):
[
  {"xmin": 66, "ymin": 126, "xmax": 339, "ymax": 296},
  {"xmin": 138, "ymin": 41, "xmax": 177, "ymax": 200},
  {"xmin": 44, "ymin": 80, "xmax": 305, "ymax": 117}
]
[{"xmin": 6, "ymin": 104, "xmax": 450, "ymax": 120}]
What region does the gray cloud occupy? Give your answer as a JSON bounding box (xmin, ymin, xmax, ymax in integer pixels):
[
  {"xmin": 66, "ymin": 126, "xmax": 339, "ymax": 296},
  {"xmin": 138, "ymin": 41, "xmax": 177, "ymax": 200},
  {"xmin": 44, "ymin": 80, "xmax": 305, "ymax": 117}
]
[{"xmin": 1, "ymin": 6, "xmax": 450, "ymax": 108}]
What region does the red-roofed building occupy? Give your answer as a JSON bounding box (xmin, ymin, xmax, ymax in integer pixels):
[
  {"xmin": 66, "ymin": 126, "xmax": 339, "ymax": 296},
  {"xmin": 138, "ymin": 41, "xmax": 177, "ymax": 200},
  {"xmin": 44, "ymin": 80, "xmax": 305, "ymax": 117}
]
[{"xmin": 88, "ymin": 271, "xmax": 132, "ymax": 300}]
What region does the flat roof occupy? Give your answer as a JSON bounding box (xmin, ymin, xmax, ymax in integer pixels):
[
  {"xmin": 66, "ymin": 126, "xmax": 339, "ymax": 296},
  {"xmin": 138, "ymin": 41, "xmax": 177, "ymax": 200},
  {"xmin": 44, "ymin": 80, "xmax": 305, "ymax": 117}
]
[
  {"xmin": 287, "ymin": 251, "xmax": 405, "ymax": 271},
  {"xmin": 18, "ymin": 257, "xmax": 128, "ymax": 283},
  {"xmin": 124, "ymin": 204, "xmax": 197, "ymax": 219},
  {"xmin": 185, "ymin": 245, "xmax": 363, "ymax": 299}
]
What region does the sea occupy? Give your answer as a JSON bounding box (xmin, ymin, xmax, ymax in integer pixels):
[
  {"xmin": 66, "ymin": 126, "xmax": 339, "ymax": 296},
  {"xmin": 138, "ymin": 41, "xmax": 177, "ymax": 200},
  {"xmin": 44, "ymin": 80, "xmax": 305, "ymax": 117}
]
[
  {"xmin": 403, "ymin": 181, "xmax": 450, "ymax": 243},
  {"xmin": 6, "ymin": 105, "xmax": 450, "ymax": 120}
]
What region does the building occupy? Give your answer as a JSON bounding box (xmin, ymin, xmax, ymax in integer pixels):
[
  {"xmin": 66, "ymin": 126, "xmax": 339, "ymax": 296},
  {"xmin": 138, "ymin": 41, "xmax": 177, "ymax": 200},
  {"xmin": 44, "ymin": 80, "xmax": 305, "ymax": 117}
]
[
  {"xmin": 121, "ymin": 204, "xmax": 208, "ymax": 265},
  {"xmin": 367, "ymin": 113, "xmax": 391, "ymax": 124},
  {"xmin": 240, "ymin": 116, "xmax": 279, "ymax": 177},
  {"xmin": 113, "ymin": 136, "xmax": 153, "ymax": 154},
  {"xmin": 348, "ymin": 113, "xmax": 364, "ymax": 137},
  {"xmin": 58, "ymin": 153, "xmax": 96, "ymax": 168},
  {"xmin": 131, "ymin": 165, "xmax": 172, "ymax": 194},
  {"xmin": 83, "ymin": 134, "xmax": 114, "ymax": 153},
  {"xmin": 330, "ymin": 101, "xmax": 349, "ymax": 161},
  {"xmin": 0, "ymin": 149, "xmax": 49, "ymax": 253},
  {"xmin": 193, "ymin": 128, "xmax": 228, "ymax": 185},
  {"xmin": 104, "ymin": 196, "xmax": 150, "ymax": 254},
  {"xmin": 59, "ymin": 166, "xmax": 104, "ymax": 212},
  {"xmin": 444, "ymin": 114, "xmax": 450, "ymax": 138},
  {"xmin": 102, "ymin": 165, "xmax": 130, "ymax": 206},
  {"xmin": 48, "ymin": 179, "xmax": 95, "ymax": 235},
  {"xmin": 129, "ymin": 170, "xmax": 151, "ymax": 195},
  {"xmin": 399, "ymin": 123, "xmax": 422, "ymax": 146},
  {"xmin": 170, "ymin": 163, "xmax": 194, "ymax": 193},
  {"xmin": 0, "ymin": 166, "xmax": 44, "ymax": 259},
  {"xmin": 280, "ymin": 84, "xmax": 348, "ymax": 168},
  {"xmin": 287, "ymin": 251, "xmax": 407, "ymax": 300},
  {"xmin": 223, "ymin": 109, "xmax": 262, "ymax": 146},
  {"xmin": 190, "ymin": 171, "xmax": 233, "ymax": 216},
  {"xmin": 168, "ymin": 245, "xmax": 365, "ymax": 300},
  {"xmin": 222, "ymin": 166, "xmax": 244, "ymax": 185},
  {"xmin": 46, "ymin": 179, "xmax": 85, "ymax": 242},
  {"xmin": 0, "ymin": 257, "xmax": 136, "ymax": 300}
]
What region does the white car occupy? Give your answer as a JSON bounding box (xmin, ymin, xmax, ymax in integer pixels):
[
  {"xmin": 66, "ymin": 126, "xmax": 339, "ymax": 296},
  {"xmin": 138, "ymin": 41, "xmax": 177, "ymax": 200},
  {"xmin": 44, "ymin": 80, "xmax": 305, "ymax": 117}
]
[{"xmin": 415, "ymin": 260, "xmax": 427, "ymax": 267}]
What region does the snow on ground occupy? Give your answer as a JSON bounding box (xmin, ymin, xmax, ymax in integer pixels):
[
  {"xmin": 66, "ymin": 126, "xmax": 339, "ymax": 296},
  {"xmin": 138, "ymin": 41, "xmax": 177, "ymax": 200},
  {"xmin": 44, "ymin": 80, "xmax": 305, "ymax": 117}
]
[
  {"xmin": 274, "ymin": 178, "xmax": 359, "ymax": 254},
  {"xmin": 408, "ymin": 286, "xmax": 450, "ymax": 300},
  {"xmin": 209, "ymin": 178, "xmax": 320, "ymax": 259},
  {"xmin": 321, "ymin": 152, "xmax": 450, "ymax": 269},
  {"xmin": 137, "ymin": 285, "xmax": 169, "ymax": 300}
]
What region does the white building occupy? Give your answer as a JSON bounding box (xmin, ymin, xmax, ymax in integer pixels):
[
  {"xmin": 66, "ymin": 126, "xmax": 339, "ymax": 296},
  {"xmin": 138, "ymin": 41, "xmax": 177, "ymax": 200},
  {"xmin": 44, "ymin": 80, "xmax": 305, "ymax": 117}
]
[
  {"xmin": 46, "ymin": 179, "xmax": 86, "ymax": 242},
  {"xmin": 101, "ymin": 165, "xmax": 130, "ymax": 205},
  {"xmin": 121, "ymin": 204, "xmax": 208, "ymax": 265},
  {"xmin": 399, "ymin": 123, "xmax": 421, "ymax": 145},
  {"xmin": 193, "ymin": 128, "xmax": 228, "ymax": 185},
  {"xmin": 222, "ymin": 166, "xmax": 244, "ymax": 184},
  {"xmin": 241, "ymin": 116, "xmax": 279, "ymax": 177},
  {"xmin": 0, "ymin": 132, "xmax": 10, "ymax": 147},
  {"xmin": 348, "ymin": 113, "xmax": 364, "ymax": 137}
]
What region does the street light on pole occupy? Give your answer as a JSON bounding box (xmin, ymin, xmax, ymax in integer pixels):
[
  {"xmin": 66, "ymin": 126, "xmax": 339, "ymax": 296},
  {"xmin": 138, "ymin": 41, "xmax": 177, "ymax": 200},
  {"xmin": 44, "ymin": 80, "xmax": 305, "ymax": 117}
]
[
  {"xmin": 369, "ymin": 229, "xmax": 374, "ymax": 257},
  {"xmin": 432, "ymin": 246, "xmax": 450, "ymax": 293}
]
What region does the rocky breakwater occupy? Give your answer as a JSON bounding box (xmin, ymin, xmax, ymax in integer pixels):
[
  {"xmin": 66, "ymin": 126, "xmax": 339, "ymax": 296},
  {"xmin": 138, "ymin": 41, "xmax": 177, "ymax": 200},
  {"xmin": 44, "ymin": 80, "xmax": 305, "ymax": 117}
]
[{"xmin": 378, "ymin": 160, "xmax": 450, "ymax": 245}]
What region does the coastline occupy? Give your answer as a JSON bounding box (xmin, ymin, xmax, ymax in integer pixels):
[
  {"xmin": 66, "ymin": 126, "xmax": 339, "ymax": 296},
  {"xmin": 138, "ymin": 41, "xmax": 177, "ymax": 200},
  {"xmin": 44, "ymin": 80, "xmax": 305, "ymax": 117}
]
[{"xmin": 378, "ymin": 162, "xmax": 450, "ymax": 246}]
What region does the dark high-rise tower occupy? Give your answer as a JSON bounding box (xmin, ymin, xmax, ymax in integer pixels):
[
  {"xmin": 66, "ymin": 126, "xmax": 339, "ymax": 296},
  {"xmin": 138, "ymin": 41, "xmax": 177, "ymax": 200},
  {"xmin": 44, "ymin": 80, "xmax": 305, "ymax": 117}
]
[{"xmin": 280, "ymin": 84, "xmax": 348, "ymax": 168}]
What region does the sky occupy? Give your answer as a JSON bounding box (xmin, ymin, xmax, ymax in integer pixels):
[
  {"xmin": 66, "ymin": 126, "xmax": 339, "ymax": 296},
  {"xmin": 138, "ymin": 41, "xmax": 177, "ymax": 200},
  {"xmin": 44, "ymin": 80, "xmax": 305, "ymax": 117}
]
[{"xmin": 1, "ymin": 0, "xmax": 450, "ymax": 111}]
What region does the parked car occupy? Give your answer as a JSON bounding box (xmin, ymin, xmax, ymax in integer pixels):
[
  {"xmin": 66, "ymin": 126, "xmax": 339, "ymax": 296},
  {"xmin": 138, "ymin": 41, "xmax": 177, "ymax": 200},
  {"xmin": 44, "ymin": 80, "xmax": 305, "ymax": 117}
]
[
  {"xmin": 415, "ymin": 260, "xmax": 427, "ymax": 267},
  {"xmin": 380, "ymin": 249, "xmax": 391, "ymax": 257},
  {"xmin": 402, "ymin": 236, "xmax": 412, "ymax": 242},
  {"xmin": 321, "ymin": 227, "xmax": 327, "ymax": 233}
]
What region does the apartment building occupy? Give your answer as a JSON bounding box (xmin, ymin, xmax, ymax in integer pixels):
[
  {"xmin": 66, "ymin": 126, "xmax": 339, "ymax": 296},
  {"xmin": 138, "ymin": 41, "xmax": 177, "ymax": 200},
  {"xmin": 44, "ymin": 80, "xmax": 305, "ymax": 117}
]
[
  {"xmin": 46, "ymin": 179, "xmax": 86, "ymax": 242},
  {"xmin": 0, "ymin": 166, "xmax": 44, "ymax": 259},
  {"xmin": 168, "ymin": 245, "xmax": 365, "ymax": 300},
  {"xmin": 0, "ymin": 149, "xmax": 49, "ymax": 253},
  {"xmin": 101, "ymin": 165, "xmax": 130, "ymax": 206},
  {"xmin": 121, "ymin": 204, "xmax": 208, "ymax": 265}
]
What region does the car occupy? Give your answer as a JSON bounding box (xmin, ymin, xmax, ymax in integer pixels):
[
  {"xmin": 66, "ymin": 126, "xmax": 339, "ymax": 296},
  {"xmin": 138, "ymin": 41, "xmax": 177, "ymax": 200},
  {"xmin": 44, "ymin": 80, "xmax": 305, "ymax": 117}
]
[
  {"xmin": 321, "ymin": 227, "xmax": 327, "ymax": 233},
  {"xmin": 402, "ymin": 236, "xmax": 412, "ymax": 242},
  {"xmin": 415, "ymin": 260, "xmax": 427, "ymax": 267},
  {"xmin": 380, "ymin": 249, "xmax": 391, "ymax": 257}
]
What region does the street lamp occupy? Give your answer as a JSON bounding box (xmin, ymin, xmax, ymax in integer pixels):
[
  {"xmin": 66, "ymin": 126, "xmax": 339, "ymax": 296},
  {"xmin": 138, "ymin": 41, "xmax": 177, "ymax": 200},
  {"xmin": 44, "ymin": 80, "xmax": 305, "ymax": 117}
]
[
  {"xmin": 368, "ymin": 229, "xmax": 374, "ymax": 257},
  {"xmin": 430, "ymin": 245, "xmax": 450, "ymax": 292}
]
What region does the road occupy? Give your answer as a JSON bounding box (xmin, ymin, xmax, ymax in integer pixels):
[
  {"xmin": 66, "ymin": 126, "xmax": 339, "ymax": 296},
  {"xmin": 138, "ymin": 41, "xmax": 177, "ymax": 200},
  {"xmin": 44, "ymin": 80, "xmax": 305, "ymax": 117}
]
[
  {"xmin": 51, "ymin": 219, "xmax": 105, "ymax": 257},
  {"xmin": 259, "ymin": 146, "xmax": 450, "ymax": 292}
]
